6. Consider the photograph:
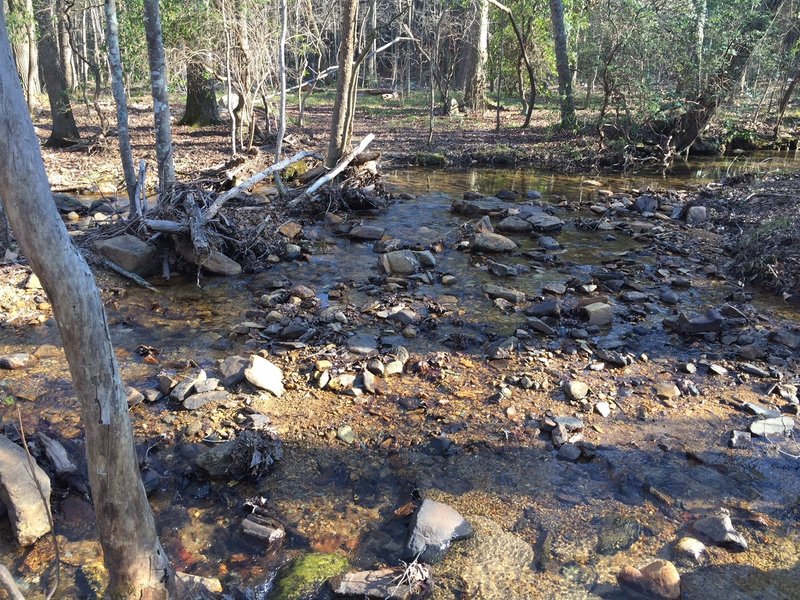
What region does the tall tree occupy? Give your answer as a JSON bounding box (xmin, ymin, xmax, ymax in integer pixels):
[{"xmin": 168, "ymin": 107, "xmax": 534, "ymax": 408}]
[
  {"xmin": 7, "ymin": 0, "xmax": 40, "ymax": 110},
  {"xmin": 0, "ymin": 9, "xmax": 175, "ymax": 600},
  {"xmin": 143, "ymin": 0, "xmax": 175, "ymax": 191},
  {"xmin": 464, "ymin": 0, "xmax": 489, "ymax": 111},
  {"xmin": 326, "ymin": 0, "xmax": 358, "ymax": 167},
  {"xmin": 549, "ymin": 0, "xmax": 576, "ymax": 128},
  {"xmin": 34, "ymin": 0, "xmax": 80, "ymax": 147},
  {"xmin": 104, "ymin": 0, "xmax": 137, "ymax": 211},
  {"xmin": 55, "ymin": 0, "xmax": 74, "ymax": 89}
]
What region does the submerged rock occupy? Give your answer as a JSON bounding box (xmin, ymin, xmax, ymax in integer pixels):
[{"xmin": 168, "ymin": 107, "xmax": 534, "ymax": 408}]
[
  {"xmin": 597, "ymin": 514, "xmax": 641, "ymax": 555},
  {"xmin": 469, "ymin": 232, "xmax": 517, "ymax": 253},
  {"xmin": 272, "ymin": 553, "xmax": 350, "ymax": 600},
  {"xmin": 331, "ymin": 567, "xmax": 432, "ymax": 599},
  {"xmin": 405, "ymin": 498, "xmax": 474, "ymax": 563},
  {"xmin": 618, "ymin": 559, "xmax": 681, "ymax": 599}
]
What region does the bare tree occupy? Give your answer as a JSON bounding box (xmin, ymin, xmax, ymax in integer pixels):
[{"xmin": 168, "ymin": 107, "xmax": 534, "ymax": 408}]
[
  {"xmin": 549, "ymin": 0, "xmax": 576, "ymax": 128},
  {"xmin": 463, "ymin": 0, "xmax": 489, "ymax": 111},
  {"xmin": 104, "ymin": 0, "xmax": 137, "ymax": 211},
  {"xmin": 326, "ymin": 0, "xmax": 359, "ymax": 167},
  {"xmin": 0, "ymin": 10, "xmax": 175, "ymax": 600},
  {"xmin": 34, "ymin": 0, "xmax": 80, "ymax": 147},
  {"xmin": 143, "ymin": 0, "xmax": 175, "ymax": 191},
  {"xmin": 7, "ymin": 0, "xmax": 40, "ymax": 110}
]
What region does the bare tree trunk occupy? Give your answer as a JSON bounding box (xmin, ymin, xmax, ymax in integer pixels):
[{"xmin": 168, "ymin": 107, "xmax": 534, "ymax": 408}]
[
  {"xmin": 104, "ymin": 0, "xmax": 137, "ymax": 211},
  {"xmin": 326, "ymin": 0, "xmax": 358, "ymax": 168},
  {"xmin": 773, "ymin": 68, "xmax": 798, "ymax": 138},
  {"xmin": 692, "ymin": 0, "xmax": 707, "ymax": 96},
  {"xmin": 367, "ymin": 0, "xmax": 377, "ymax": 85},
  {"xmin": 548, "ymin": 0, "xmax": 575, "ymax": 128},
  {"xmin": 35, "ymin": 0, "xmax": 80, "ymax": 147},
  {"xmin": 179, "ymin": 59, "xmax": 221, "ymax": 126},
  {"xmin": 7, "ymin": 0, "xmax": 40, "ymax": 110},
  {"xmin": 55, "ymin": 0, "xmax": 74, "ymax": 89},
  {"xmin": 143, "ymin": 0, "xmax": 175, "ymax": 191},
  {"xmin": 276, "ymin": 0, "xmax": 287, "ymax": 161},
  {"xmin": 464, "ymin": 0, "xmax": 488, "ymax": 111},
  {"xmin": 0, "ymin": 12, "xmax": 175, "ymax": 600}
]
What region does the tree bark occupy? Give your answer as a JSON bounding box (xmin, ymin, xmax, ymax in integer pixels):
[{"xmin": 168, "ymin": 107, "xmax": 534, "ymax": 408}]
[
  {"xmin": 7, "ymin": 0, "xmax": 40, "ymax": 110},
  {"xmin": 34, "ymin": 0, "xmax": 80, "ymax": 147},
  {"xmin": 464, "ymin": 0, "xmax": 489, "ymax": 111},
  {"xmin": 55, "ymin": 0, "xmax": 74, "ymax": 89},
  {"xmin": 276, "ymin": 0, "xmax": 287, "ymax": 161},
  {"xmin": 178, "ymin": 60, "xmax": 221, "ymax": 126},
  {"xmin": 0, "ymin": 11, "xmax": 175, "ymax": 600},
  {"xmin": 104, "ymin": 0, "xmax": 137, "ymax": 210},
  {"xmin": 548, "ymin": 0, "xmax": 576, "ymax": 128},
  {"xmin": 143, "ymin": 0, "xmax": 175, "ymax": 191},
  {"xmin": 326, "ymin": 0, "xmax": 358, "ymax": 168}
]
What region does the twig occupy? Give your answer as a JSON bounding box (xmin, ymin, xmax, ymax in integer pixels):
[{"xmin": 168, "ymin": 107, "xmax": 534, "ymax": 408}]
[
  {"xmin": 98, "ymin": 257, "xmax": 159, "ymax": 292},
  {"xmin": 17, "ymin": 407, "xmax": 59, "ymax": 600},
  {"xmin": 203, "ymin": 151, "xmax": 319, "ymax": 222}
]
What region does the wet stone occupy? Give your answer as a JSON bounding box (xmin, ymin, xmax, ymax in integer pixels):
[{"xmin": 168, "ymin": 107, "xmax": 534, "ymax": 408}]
[
  {"xmin": 348, "ymin": 225, "xmax": 385, "ymax": 240},
  {"xmin": 526, "ymin": 213, "xmax": 565, "ymax": 233},
  {"xmin": 538, "ymin": 236, "xmax": 561, "ymax": 251},
  {"xmin": 474, "ymin": 215, "xmax": 494, "ymax": 233},
  {"xmin": 497, "ymin": 216, "xmax": 533, "ymax": 233},
  {"xmin": 673, "ymin": 536, "xmax": 708, "ymax": 567},
  {"xmin": 582, "ymin": 302, "xmax": 613, "ymax": 326},
  {"xmin": 693, "ymin": 509, "xmax": 748, "ymax": 551},
  {"xmin": 618, "ymin": 559, "xmax": 681, "ymax": 600},
  {"xmin": 347, "ymin": 333, "xmax": 377, "ymax": 355},
  {"xmin": 331, "ymin": 567, "xmax": 431, "ymax": 599},
  {"xmin": 526, "ymin": 317, "xmax": 556, "ymax": 336},
  {"xmin": 470, "ymin": 232, "xmax": 518, "ymax": 252},
  {"xmin": 597, "ymin": 513, "xmax": 641, "ymax": 555},
  {"xmin": 405, "ymin": 498, "xmax": 474, "ymax": 563},
  {"xmin": 484, "ymin": 284, "xmax": 526, "ymax": 303},
  {"xmin": 525, "ymin": 299, "xmax": 561, "ymax": 319}
]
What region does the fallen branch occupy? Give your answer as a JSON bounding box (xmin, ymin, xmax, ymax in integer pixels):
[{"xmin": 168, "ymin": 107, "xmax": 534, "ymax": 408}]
[
  {"xmin": 144, "ymin": 219, "xmax": 188, "ymax": 234},
  {"xmin": 203, "ymin": 150, "xmax": 319, "ymax": 222},
  {"xmin": 98, "ymin": 257, "xmax": 159, "ymax": 292},
  {"xmin": 185, "ymin": 193, "xmax": 211, "ymax": 261},
  {"xmin": 289, "ymin": 134, "xmax": 375, "ymax": 207},
  {"xmin": 0, "ymin": 564, "xmax": 24, "ymax": 600}
]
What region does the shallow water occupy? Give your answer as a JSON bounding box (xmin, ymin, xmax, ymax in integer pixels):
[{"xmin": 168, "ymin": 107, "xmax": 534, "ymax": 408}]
[{"xmin": 0, "ymin": 154, "xmax": 799, "ymax": 598}]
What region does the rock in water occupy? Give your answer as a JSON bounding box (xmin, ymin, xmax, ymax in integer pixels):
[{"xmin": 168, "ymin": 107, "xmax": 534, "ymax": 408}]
[
  {"xmin": 672, "ymin": 537, "xmax": 708, "ymax": 566},
  {"xmin": 618, "ymin": 559, "xmax": 681, "ymax": 599},
  {"xmin": 244, "ymin": 355, "xmax": 285, "ymax": 397},
  {"xmin": 271, "ymin": 553, "xmax": 350, "ymax": 600},
  {"xmin": 0, "ymin": 353, "xmax": 38, "ymax": 370},
  {"xmin": 469, "ymin": 232, "xmax": 517, "ymax": 253},
  {"xmin": 0, "ymin": 435, "xmax": 52, "ymax": 545},
  {"xmin": 405, "ymin": 498, "xmax": 474, "ymax": 563},
  {"xmin": 330, "ymin": 567, "xmax": 432, "ymax": 599},
  {"xmin": 347, "ymin": 333, "xmax": 377, "ymax": 355},
  {"xmin": 693, "ymin": 508, "xmax": 748, "ymax": 551},
  {"xmin": 582, "ymin": 302, "xmax": 613, "ymax": 326},
  {"xmin": 380, "ymin": 250, "xmax": 421, "ymax": 275}
]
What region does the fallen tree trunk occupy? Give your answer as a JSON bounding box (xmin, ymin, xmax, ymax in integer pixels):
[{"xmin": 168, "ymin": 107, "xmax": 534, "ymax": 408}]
[{"xmin": 289, "ymin": 134, "xmax": 375, "ymax": 207}]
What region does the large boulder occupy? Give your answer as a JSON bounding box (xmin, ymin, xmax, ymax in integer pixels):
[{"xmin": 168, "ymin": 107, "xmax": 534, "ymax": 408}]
[
  {"xmin": 379, "ymin": 250, "xmax": 421, "ymax": 275},
  {"xmin": 94, "ymin": 234, "xmax": 161, "ymax": 276},
  {"xmin": 0, "ymin": 435, "xmax": 51, "ymax": 546}
]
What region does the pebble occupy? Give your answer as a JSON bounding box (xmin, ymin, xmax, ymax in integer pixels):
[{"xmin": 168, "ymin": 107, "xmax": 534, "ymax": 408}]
[
  {"xmin": 595, "ymin": 401, "xmax": 611, "ymax": 417},
  {"xmin": 617, "ymin": 559, "xmax": 681, "ymax": 599},
  {"xmin": 557, "ymin": 444, "xmax": 582, "ymax": 462},
  {"xmin": 336, "ymin": 425, "xmax": 356, "ymax": 444},
  {"xmin": 673, "ymin": 537, "xmax": 708, "ymax": 566},
  {"xmin": 693, "ymin": 508, "xmax": 748, "ymax": 551},
  {"xmin": 565, "ymin": 380, "xmax": 589, "ymax": 401}
]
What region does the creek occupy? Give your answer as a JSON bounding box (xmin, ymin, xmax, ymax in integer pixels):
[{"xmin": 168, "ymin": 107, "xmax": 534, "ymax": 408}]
[{"xmin": 0, "ymin": 153, "xmax": 798, "ymax": 599}]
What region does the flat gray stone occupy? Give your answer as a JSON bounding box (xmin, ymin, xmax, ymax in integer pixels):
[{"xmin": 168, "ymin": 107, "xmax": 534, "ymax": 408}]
[
  {"xmin": 183, "ymin": 390, "xmax": 229, "ymax": 410},
  {"xmin": 170, "ymin": 369, "xmax": 207, "ymax": 402},
  {"xmin": 483, "ymin": 284, "xmax": 525, "ymax": 303},
  {"xmin": 496, "ymin": 216, "xmax": 533, "ymax": 233},
  {"xmin": 526, "ymin": 213, "xmax": 564, "ymax": 232},
  {"xmin": 470, "ymin": 232, "xmax": 517, "ymax": 253},
  {"xmin": 749, "ymin": 416, "xmax": 794, "ymax": 437},
  {"xmin": 94, "ymin": 234, "xmax": 161, "ymax": 276},
  {"xmin": 380, "ymin": 250, "xmax": 421, "ymax": 275},
  {"xmin": 0, "ymin": 435, "xmax": 51, "ymax": 546},
  {"xmin": 405, "ymin": 498, "xmax": 474, "ymax": 563},
  {"xmin": 347, "ymin": 333, "xmax": 377, "ymax": 355},
  {"xmin": 693, "ymin": 509, "xmax": 747, "ymax": 551},
  {"xmin": 582, "ymin": 302, "xmax": 613, "ymax": 326},
  {"xmin": 349, "ymin": 225, "xmax": 385, "ymax": 240}
]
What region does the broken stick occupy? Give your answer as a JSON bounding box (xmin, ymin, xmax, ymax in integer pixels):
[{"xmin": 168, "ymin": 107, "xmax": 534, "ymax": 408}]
[
  {"xmin": 203, "ymin": 150, "xmax": 319, "ymax": 222},
  {"xmin": 98, "ymin": 257, "xmax": 159, "ymax": 292},
  {"xmin": 289, "ymin": 133, "xmax": 375, "ymax": 207}
]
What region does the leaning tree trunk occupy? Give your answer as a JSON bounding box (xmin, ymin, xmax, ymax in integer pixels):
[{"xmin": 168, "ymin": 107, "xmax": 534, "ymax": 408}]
[
  {"xmin": 548, "ymin": 0, "xmax": 576, "ymax": 129},
  {"xmin": 464, "ymin": 0, "xmax": 489, "ymax": 111},
  {"xmin": 143, "ymin": 0, "xmax": 175, "ymax": 192},
  {"xmin": 179, "ymin": 59, "xmax": 221, "ymax": 126},
  {"xmin": 0, "ymin": 11, "xmax": 175, "ymax": 600},
  {"xmin": 34, "ymin": 0, "xmax": 80, "ymax": 147},
  {"xmin": 104, "ymin": 0, "xmax": 137, "ymax": 210},
  {"xmin": 7, "ymin": 0, "xmax": 40, "ymax": 110},
  {"xmin": 669, "ymin": 0, "xmax": 786, "ymax": 152},
  {"xmin": 326, "ymin": 0, "xmax": 358, "ymax": 168}
]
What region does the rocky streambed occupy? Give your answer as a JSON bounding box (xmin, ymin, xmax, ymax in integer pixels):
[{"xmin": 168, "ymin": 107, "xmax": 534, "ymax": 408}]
[{"xmin": 0, "ymin": 164, "xmax": 796, "ymax": 599}]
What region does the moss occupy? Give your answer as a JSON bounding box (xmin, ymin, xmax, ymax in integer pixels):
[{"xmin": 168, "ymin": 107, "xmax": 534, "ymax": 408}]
[
  {"xmin": 413, "ymin": 152, "xmax": 447, "ymax": 166},
  {"xmin": 271, "ymin": 552, "xmax": 350, "ymax": 600}
]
